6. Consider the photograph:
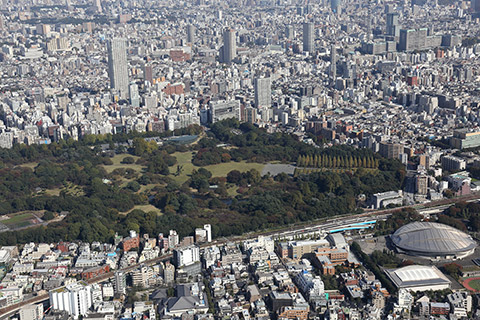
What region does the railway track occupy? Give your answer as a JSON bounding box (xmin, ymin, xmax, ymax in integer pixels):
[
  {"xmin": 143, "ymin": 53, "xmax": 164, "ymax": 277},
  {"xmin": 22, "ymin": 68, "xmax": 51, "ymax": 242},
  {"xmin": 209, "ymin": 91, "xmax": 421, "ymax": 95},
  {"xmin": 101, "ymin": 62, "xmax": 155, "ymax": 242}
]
[{"xmin": 1, "ymin": 192, "xmax": 479, "ymax": 317}]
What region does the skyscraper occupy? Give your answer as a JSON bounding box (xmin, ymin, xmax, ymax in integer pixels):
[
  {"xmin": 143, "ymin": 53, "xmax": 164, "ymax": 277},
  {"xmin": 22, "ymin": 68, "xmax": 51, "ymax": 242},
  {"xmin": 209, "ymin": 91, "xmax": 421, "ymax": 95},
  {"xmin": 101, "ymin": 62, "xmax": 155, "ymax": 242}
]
[
  {"xmin": 398, "ymin": 28, "xmax": 427, "ymax": 51},
  {"xmin": 222, "ymin": 29, "xmax": 236, "ymax": 63},
  {"xmin": 474, "ymin": 0, "xmax": 480, "ymax": 12},
  {"xmin": 331, "ymin": 0, "xmax": 341, "ymax": 13},
  {"xmin": 254, "ymin": 77, "xmax": 272, "ymax": 108},
  {"xmin": 143, "ymin": 64, "xmax": 153, "ymax": 84},
  {"xmin": 302, "ymin": 22, "xmax": 314, "ymax": 53},
  {"xmin": 129, "ymin": 82, "xmax": 139, "ymax": 108},
  {"xmin": 186, "ymin": 25, "xmax": 195, "ymax": 44},
  {"xmin": 330, "ymin": 44, "xmax": 337, "ymax": 80},
  {"xmin": 107, "ymin": 38, "xmax": 129, "ymax": 99},
  {"xmin": 0, "ymin": 16, "xmax": 5, "ymax": 32},
  {"xmin": 386, "ymin": 12, "xmax": 400, "ymax": 37},
  {"xmin": 285, "ymin": 25, "xmax": 294, "ymax": 40}
]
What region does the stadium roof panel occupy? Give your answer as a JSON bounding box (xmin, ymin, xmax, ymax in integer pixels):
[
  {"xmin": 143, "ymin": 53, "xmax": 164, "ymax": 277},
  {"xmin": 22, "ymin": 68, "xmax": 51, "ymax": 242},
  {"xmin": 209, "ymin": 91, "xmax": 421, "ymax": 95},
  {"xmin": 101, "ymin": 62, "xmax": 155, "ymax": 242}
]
[{"xmin": 391, "ymin": 222, "xmax": 476, "ymax": 256}]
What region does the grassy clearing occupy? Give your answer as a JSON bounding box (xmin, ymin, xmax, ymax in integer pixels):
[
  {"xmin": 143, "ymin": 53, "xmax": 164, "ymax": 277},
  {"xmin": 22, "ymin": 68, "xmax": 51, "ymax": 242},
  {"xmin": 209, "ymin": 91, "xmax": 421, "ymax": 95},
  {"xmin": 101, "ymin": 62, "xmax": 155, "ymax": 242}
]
[
  {"xmin": 44, "ymin": 188, "xmax": 61, "ymax": 196},
  {"xmin": 18, "ymin": 162, "xmax": 39, "ymax": 170},
  {"xmin": 205, "ymin": 161, "xmax": 264, "ymax": 177},
  {"xmin": 44, "ymin": 182, "xmax": 84, "ymax": 197},
  {"xmin": 121, "ymin": 204, "xmax": 162, "ymax": 216},
  {"xmin": 170, "ymin": 152, "xmax": 265, "ymax": 184},
  {"xmin": 227, "ymin": 186, "xmax": 238, "ymax": 197},
  {"xmin": 138, "ymin": 184, "xmax": 157, "ymax": 193},
  {"xmin": 103, "ymin": 154, "xmax": 144, "ymax": 173}
]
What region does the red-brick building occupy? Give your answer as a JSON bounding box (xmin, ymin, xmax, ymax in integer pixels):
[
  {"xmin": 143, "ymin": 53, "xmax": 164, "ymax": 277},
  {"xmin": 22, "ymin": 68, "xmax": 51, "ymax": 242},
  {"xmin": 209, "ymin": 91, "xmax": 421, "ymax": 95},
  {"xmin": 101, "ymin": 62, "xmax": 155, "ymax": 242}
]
[
  {"xmin": 82, "ymin": 265, "xmax": 110, "ymax": 280},
  {"xmin": 122, "ymin": 235, "xmax": 140, "ymax": 252}
]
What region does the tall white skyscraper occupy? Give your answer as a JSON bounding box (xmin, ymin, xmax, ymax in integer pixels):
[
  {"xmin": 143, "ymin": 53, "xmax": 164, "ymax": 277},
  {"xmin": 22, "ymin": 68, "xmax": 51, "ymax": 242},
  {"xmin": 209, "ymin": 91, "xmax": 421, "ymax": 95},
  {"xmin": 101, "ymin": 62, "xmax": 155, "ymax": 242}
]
[
  {"xmin": 254, "ymin": 77, "xmax": 272, "ymax": 108},
  {"xmin": 303, "ymin": 22, "xmax": 314, "ymax": 53},
  {"xmin": 94, "ymin": 0, "xmax": 102, "ymax": 13},
  {"xmin": 129, "ymin": 82, "xmax": 139, "ymax": 107},
  {"xmin": 49, "ymin": 282, "xmax": 92, "ymax": 319},
  {"xmin": 222, "ymin": 29, "xmax": 236, "ymax": 63},
  {"xmin": 107, "ymin": 38, "xmax": 129, "ymax": 100}
]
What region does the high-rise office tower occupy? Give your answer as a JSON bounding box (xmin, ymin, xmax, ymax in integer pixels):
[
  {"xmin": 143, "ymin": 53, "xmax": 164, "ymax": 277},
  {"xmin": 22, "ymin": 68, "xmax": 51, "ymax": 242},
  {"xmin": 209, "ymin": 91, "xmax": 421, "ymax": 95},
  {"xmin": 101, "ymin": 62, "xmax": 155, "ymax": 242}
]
[
  {"xmin": 107, "ymin": 38, "xmax": 129, "ymax": 99},
  {"xmin": 331, "ymin": 0, "xmax": 341, "ymax": 13},
  {"xmin": 474, "ymin": 0, "xmax": 480, "ymax": 12},
  {"xmin": 302, "ymin": 22, "xmax": 314, "ymax": 53},
  {"xmin": 254, "ymin": 77, "xmax": 272, "ymax": 108},
  {"xmin": 143, "ymin": 64, "xmax": 153, "ymax": 84},
  {"xmin": 129, "ymin": 82, "xmax": 139, "ymax": 108},
  {"xmin": 386, "ymin": 12, "xmax": 400, "ymax": 37},
  {"xmin": 0, "ymin": 16, "xmax": 5, "ymax": 31},
  {"xmin": 222, "ymin": 29, "xmax": 236, "ymax": 63},
  {"xmin": 186, "ymin": 25, "xmax": 195, "ymax": 44},
  {"xmin": 285, "ymin": 25, "xmax": 294, "ymax": 40},
  {"xmin": 398, "ymin": 28, "xmax": 427, "ymax": 51},
  {"xmin": 330, "ymin": 44, "xmax": 337, "ymax": 80}
]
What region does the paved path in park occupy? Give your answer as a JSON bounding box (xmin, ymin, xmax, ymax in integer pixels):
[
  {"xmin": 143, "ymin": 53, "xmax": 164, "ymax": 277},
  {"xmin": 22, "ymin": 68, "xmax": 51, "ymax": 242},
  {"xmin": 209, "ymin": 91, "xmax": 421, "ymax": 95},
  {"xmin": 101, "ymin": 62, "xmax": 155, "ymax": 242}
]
[{"xmin": 261, "ymin": 163, "xmax": 296, "ymax": 176}]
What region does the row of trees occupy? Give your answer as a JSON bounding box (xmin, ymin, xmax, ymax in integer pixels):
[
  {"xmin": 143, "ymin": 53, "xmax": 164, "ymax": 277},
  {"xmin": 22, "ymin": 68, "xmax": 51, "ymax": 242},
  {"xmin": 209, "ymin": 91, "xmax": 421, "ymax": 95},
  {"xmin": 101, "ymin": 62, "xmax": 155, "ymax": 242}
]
[
  {"xmin": 294, "ymin": 168, "xmax": 354, "ymax": 177},
  {"xmin": 296, "ymin": 155, "xmax": 379, "ymax": 169},
  {"xmin": 374, "ymin": 208, "xmax": 422, "ymax": 236}
]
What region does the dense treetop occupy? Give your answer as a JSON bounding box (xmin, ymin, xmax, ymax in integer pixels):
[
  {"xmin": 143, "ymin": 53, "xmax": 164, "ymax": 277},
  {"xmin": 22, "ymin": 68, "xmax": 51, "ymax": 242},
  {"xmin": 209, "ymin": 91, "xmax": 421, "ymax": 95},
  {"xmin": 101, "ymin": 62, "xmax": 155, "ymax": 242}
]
[{"xmin": 0, "ymin": 120, "xmax": 405, "ymax": 245}]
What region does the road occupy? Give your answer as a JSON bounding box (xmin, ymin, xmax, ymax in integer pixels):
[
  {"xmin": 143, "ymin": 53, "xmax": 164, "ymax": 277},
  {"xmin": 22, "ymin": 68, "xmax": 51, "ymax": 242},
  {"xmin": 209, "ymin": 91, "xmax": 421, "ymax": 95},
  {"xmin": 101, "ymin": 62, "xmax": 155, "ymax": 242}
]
[{"xmin": 1, "ymin": 192, "xmax": 479, "ymax": 318}]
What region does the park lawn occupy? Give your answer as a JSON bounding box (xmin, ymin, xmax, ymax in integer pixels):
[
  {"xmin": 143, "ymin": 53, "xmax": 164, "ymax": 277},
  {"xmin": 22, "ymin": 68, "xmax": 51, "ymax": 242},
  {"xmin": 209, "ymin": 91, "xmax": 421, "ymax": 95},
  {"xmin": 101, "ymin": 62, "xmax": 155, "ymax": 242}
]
[
  {"xmin": 227, "ymin": 186, "xmax": 238, "ymax": 197},
  {"xmin": 139, "ymin": 184, "xmax": 157, "ymax": 193},
  {"xmin": 121, "ymin": 204, "xmax": 162, "ymax": 216},
  {"xmin": 44, "ymin": 188, "xmax": 61, "ymax": 196},
  {"xmin": 204, "ymin": 161, "xmax": 264, "ymax": 177},
  {"xmin": 103, "ymin": 154, "xmax": 144, "ymax": 173},
  {"xmin": 44, "ymin": 182, "xmax": 84, "ymax": 197},
  {"xmin": 170, "ymin": 151, "xmax": 265, "ymax": 184}
]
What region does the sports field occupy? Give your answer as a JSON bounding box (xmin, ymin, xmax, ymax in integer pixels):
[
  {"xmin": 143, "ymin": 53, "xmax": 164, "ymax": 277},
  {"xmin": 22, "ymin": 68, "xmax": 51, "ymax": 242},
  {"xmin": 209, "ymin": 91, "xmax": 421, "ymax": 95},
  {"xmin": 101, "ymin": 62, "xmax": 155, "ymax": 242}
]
[
  {"xmin": 0, "ymin": 211, "xmax": 42, "ymax": 229},
  {"xmin": 463, "ymin": 277, "xmax": 480, "ymax": 291}
]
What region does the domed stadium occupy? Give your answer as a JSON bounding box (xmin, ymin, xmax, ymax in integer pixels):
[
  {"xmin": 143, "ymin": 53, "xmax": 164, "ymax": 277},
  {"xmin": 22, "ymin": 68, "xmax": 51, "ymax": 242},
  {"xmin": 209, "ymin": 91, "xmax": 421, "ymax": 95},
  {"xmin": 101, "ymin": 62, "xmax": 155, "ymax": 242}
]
[{"xmin": 391, "ymin": 222, "xmax": 477, "ymax": 260}]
